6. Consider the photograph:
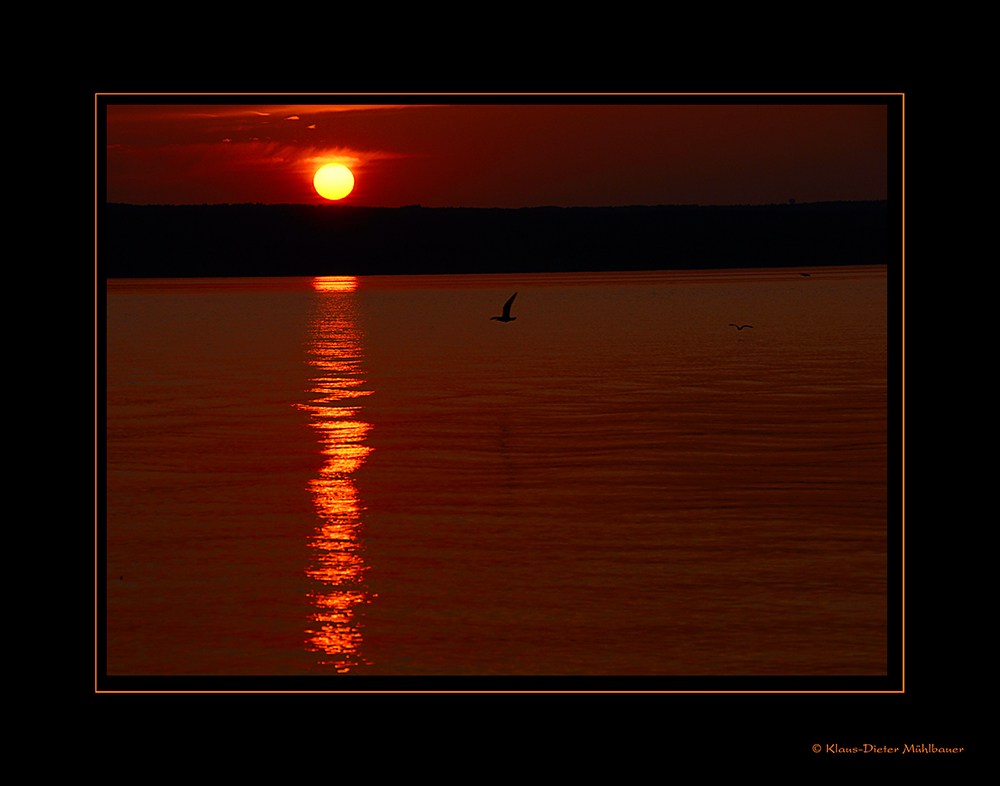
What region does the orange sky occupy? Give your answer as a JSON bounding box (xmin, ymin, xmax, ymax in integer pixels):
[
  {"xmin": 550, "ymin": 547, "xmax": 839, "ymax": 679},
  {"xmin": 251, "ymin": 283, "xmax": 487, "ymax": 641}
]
[{"xmin": 103, "ymin": 99, "xmax": 892, "ymax": 208}]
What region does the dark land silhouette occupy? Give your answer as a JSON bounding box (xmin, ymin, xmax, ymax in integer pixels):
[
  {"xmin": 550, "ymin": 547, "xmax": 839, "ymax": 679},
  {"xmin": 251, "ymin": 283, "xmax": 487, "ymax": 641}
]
[{"xmin": 105, "ymin": 200, "xmax": 888, "ymax": 278}]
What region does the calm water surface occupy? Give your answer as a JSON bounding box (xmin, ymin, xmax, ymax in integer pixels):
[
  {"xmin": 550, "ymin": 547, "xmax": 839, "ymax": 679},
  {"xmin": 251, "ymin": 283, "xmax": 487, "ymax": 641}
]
[{"xmin": 105, "ymin": 267, "xmax": 888, "ymax": 677}]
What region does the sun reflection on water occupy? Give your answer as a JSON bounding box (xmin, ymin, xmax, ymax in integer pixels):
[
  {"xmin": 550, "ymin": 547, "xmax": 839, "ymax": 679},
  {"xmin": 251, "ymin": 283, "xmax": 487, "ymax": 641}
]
[
  {"xmin": 296, "ymin": 276, "xmax": 373, "ymax": 672},
  {"xmin": 312, "ymin": 275, "xmax": 358, "ymax": 293}
]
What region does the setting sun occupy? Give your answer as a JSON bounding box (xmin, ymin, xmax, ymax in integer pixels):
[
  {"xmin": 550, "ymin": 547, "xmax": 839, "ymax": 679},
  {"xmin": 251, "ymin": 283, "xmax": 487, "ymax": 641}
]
[{"xmin": 314, "ymin": 163, "xmax": 355, "ymax": 201}]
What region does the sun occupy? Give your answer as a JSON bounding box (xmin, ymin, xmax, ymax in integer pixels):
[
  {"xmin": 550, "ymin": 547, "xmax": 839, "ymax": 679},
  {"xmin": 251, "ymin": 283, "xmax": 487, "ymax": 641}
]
[{"xmin": 314, "ymin": 163, "xmax": 355, "ymax": 201}]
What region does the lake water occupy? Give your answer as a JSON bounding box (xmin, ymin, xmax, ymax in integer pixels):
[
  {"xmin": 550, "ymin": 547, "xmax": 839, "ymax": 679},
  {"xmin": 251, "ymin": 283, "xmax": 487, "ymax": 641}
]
[{"xmin": 104, "ymin": 267, "xmax": 889, "ymax": 680}]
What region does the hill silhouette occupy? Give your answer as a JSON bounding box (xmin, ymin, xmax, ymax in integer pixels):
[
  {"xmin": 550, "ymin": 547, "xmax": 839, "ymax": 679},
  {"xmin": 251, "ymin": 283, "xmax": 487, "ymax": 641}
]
[{"xmin": 104, "ymin": 201, "xmax": 888, "ymax": 278}]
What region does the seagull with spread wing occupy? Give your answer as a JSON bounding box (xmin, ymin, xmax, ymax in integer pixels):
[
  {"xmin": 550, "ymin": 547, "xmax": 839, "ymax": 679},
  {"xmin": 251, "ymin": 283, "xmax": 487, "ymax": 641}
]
[{"xmin": 491, "ymin": 292, "xmax": 518, "ymax": 322}]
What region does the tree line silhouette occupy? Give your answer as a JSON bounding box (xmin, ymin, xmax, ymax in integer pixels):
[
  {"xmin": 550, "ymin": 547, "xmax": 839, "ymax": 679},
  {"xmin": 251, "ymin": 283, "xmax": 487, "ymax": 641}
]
[{"xmin": 104, "ymin": 201, "xmax": 888, "ymax": 278}]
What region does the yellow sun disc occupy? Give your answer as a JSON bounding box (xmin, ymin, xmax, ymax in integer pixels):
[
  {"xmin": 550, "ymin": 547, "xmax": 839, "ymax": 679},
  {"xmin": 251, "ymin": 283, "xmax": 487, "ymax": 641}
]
[{"xmin": 314, "ymin": 163, "xmax": 355, "ymax": 200}]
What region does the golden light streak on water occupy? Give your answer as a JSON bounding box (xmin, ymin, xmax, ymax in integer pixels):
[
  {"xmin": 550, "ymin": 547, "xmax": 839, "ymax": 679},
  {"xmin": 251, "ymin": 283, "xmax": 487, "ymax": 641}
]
[
  {"xmin": 312, "ymin": 275, "xmax": 358, "ymax": 293},
  {"xmin": 296, "ymin": 277, "xmax": 373, "ymax": 671}
]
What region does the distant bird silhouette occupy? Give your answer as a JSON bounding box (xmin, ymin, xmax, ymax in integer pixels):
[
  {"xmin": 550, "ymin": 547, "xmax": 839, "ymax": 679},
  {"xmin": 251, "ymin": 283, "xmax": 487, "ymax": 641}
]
[
  {"xmin": 491, "ymin": 292, "xmax": 518, "ymax": 322},
  {"xmin": 800, "ymin": 273, "xmax": 811, "ymax": 277},
  {"xmin": 729, "ymin": 324, "xmax": 753, "ymax": 330}
]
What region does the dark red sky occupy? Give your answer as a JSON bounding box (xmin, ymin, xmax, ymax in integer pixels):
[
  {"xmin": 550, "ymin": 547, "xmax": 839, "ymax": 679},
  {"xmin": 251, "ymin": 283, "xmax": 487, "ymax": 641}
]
[{"xmin": 104, "ymin": 99, "xmax": 891, "ymax": 208}]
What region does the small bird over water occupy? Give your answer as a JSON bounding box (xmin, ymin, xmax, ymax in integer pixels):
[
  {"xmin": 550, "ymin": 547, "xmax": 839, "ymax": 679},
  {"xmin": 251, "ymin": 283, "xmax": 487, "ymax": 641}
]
[
  {"xmin": 729, "ymin": 324, "xmax": 753, "ymax": 330},
  {"xmin": 491, "ymin": 292, "xmax": 518, "ymax": 322}
]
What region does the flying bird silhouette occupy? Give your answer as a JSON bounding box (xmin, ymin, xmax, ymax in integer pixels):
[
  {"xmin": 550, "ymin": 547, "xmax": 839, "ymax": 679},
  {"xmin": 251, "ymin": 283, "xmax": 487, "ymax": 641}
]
[
  {"xmin": 491, "ymin": 292, "xmax": 518, "ymax": 322},
  {"xmin": 729, "ymin": 324, "xmax": 753, "ymax": 330}
]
